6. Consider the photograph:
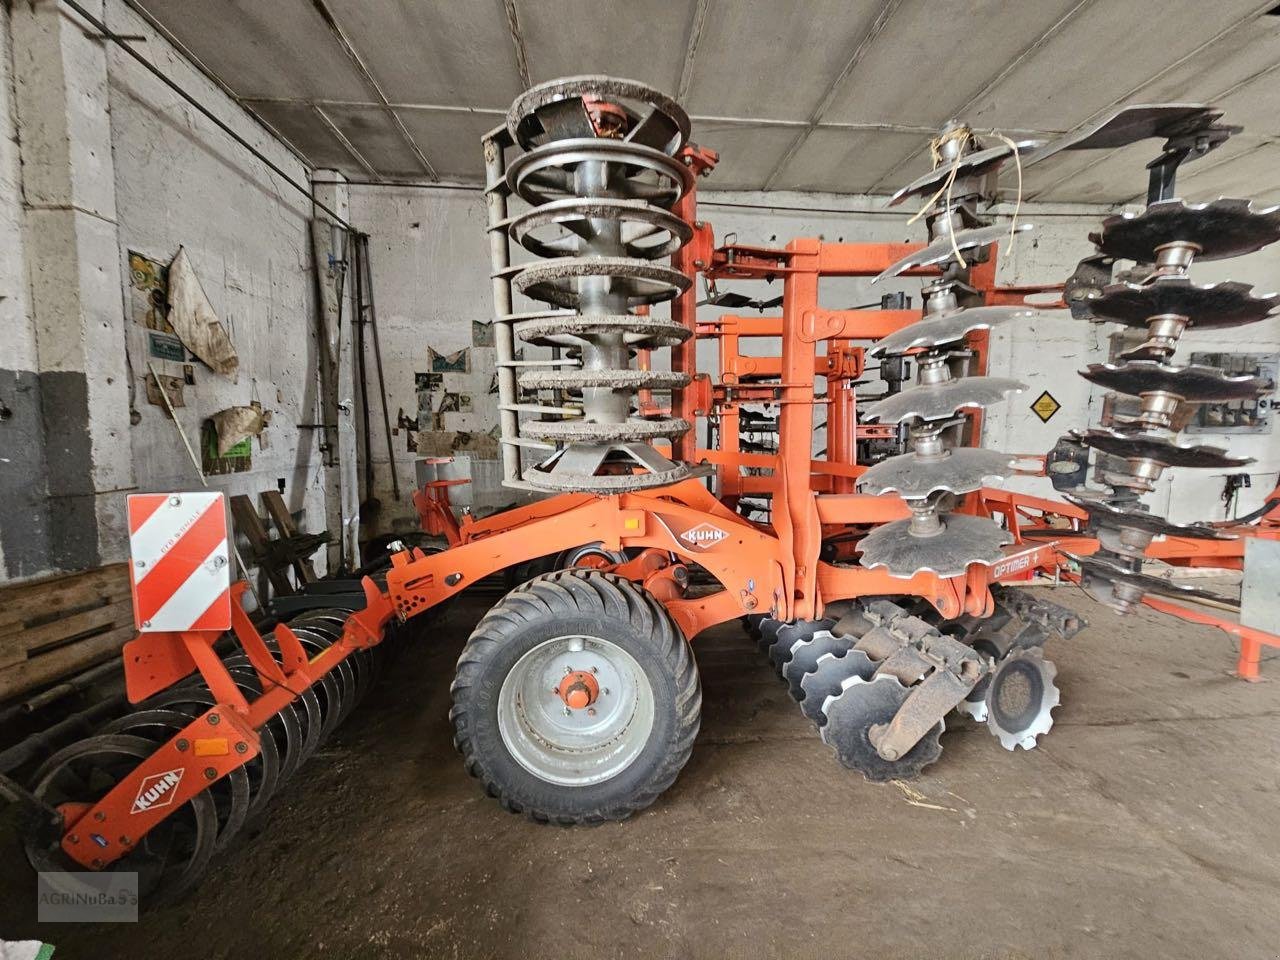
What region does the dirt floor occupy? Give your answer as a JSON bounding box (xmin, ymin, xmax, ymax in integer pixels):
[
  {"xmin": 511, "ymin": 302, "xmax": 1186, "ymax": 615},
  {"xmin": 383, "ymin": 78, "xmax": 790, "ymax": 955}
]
[{"xmin": 3, "ymin": 583, "xmax": 1279, "ymax": 959}]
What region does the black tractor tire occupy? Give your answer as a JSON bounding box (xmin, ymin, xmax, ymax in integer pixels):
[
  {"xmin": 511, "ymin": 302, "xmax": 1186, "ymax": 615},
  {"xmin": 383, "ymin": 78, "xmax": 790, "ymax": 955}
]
[{"xmin": 450, "ymin": 569, "xmax": 700, "ymax": 824}]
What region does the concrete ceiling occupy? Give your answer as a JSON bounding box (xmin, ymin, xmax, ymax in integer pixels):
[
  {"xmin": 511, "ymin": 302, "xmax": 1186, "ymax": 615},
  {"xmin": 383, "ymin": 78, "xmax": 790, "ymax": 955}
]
[{"xmin": 130, "ymin": 0, "xmax": 1280, "ymax": 202}]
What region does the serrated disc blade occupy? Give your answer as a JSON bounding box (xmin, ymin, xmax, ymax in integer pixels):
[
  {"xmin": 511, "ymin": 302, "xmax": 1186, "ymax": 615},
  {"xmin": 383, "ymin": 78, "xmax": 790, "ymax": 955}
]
[
  {"xmin": 1065, "ymin": 494, "xmax": 1235, "ymax": 542},
  {"xmin": 863, "ymin": 377, "xmax": 1027, "ymax": 424},
  {"xmin": 955, "ymin": 693, "xmax": 989, "ymax": 723},
  {"xmin": 782, "ymin": 630, "xmax": 856, "ymax": 701},
  {"xmin": 887, "ymin": 139, "xmax": 1042, "ymax": 206},
  {"xmin": 516, "ymin": 312, "xmax": 691, "ymax": 349},
  {"xmin": 1080, "ymin": 361, "xmax": 1270, "ymax": 402},
  {"xmin": 984, "ymin": 647, "xmax": 1060, "ymax": 751},
  {"xmin": 1074, "ymin": 427, "xmax": 1253, "ymax": 470},
  {"xmin": 767, "ymin": 619, "xmax": 835, "ymax": 676},
  {"xmin": 1088, "ymin": 277, "xmax": 1280, "ymax": 329},
  {"xmin": 873, "ymin": 222, "xmax": 1034, "ymax": 283},
  {"xmin": 820, "ymin": 675, "xmax": 943, "ymax": 782},
  {"xmin": 800, "ymin": 650, "xmax": 878, "ymax": 726},
  {"xmin": 859, "ymin": 447, "xmax": 1018, "ymax": 498},
  {"xmin": 1023, "ymin": 104, "xmax": 1221, "ymax": 165},
  {"xmin": 755, "ymin": 616, "xmax": 784, "ymax": 653},
  {"xmin": 1069, "ymin": 551, "xmax": 1229, "ymax": 604},
  {"xmin": 859, "ymin": 513, "xmax": 1014, "ymax": 578},
  {"xmin": 1089, "ymin": 198, "xmax": 1280, "ymax": 263},
  {"xmin": 869, "ymin": 306, "xmax": 1034, "ymax": 357}
]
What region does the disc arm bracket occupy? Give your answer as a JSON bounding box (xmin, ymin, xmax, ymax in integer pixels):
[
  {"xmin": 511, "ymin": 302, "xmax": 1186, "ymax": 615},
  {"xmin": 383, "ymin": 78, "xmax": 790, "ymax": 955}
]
[
  {"xmin": 1001, "ymin": 589, "xmax": 1088, "ymax": 650},
  {"xmin": 869, "ymin": 667, "xmax": 974, "ymax": 762},
  {"xmin": 854, "ymin": 606, "xmax": 991, "ymax": 762}
]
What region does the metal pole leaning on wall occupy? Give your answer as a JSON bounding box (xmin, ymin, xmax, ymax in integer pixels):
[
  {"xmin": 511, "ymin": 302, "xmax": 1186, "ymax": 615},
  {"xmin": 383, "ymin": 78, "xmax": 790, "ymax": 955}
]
[
  {"xmin": 360, "ymin": 233, "xmax": 401, "ymax": 501},
  {"xmin": 483, "ymin": 127, "xmax": 522, "ymax": 485},
  {"xmin": 350, "ymin": 229, "xmax": 375, "ymax": 508}
]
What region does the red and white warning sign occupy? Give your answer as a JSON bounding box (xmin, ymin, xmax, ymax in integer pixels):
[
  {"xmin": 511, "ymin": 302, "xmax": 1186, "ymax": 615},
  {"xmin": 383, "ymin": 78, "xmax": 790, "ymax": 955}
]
[{"xmin": 127, "ymin": 492, "xmax": 232, "ymax": 632}]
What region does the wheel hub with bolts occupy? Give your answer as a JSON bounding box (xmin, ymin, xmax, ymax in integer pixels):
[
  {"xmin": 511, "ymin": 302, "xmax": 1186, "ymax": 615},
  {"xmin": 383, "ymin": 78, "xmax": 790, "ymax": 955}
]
[
  {"xmin": 497, "ymin": 634, "xmax": 653, "ymax": 787},
  {"xmin": 556, "ymin": 669, "xmax": 601, "ymax": 711}
]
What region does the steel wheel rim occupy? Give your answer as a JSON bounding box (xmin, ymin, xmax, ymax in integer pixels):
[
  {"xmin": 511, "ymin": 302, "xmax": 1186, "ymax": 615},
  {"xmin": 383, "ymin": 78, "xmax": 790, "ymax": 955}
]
[{"xmin": 497, "ymin": 634, "xmax": 654, "ymax": 787}]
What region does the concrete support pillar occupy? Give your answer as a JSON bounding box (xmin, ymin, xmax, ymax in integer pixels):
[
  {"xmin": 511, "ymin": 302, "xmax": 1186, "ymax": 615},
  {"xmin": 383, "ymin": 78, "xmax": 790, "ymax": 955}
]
[
  {"xmin": 0, "ymin": 2, "xmax": 46, "ymax": 580},
  {"xmin": 11, "ymin": 0, "xmax": 134, "ymax": 573}
]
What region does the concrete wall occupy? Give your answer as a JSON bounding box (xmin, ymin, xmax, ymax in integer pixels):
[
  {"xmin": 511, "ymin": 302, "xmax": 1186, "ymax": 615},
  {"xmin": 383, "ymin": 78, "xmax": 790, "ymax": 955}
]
[
  {"xmin": 348, "ymin": 184, "xmax": 512, "ymax": 531},
  {"xmin": 351, "ymin": 181, "xmax": 1280, "ymax": 529},
  {"xmin": 1, "ymin": 0, "xmax": 326, "ymax": 584},
  {"xmin": 5, "ymin": 0, "xmax": 1276, "ymax": 581},
  {"xmin": 104, "ymin": 0, "xmax": 327, "ymax": 557},
  {"xmin": 0, "ymin": 2, "xmax": 41, "ymax": 580},
  {"xmin": 0, "ymin": 2, "xmax": 32, "ymax": 367},
  {"xmin": 6, "ymin": 0, "xmax": 125, "ymax": 580}
]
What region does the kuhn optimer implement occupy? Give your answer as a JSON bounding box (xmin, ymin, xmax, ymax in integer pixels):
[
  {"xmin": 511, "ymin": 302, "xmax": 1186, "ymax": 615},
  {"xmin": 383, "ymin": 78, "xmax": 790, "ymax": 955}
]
[{"xmin": 9, "ymin": 78, "xmax": 1280, "ymax": 901}]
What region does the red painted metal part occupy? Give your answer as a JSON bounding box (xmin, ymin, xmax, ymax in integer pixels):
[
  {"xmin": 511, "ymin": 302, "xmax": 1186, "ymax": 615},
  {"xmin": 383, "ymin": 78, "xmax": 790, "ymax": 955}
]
[
  {"xmin": 669, "ymin": 145, "xmax": 718, "ymax": 462},
  {"xmin": 413, "ymin": 463, "xmax": 468, "ymax": 545},
  {"xmin": 976, "ymin": 486, "xmax": 1280, "ymax": 679},
  {"xmin": 1141, "ymin": 596, "xmax": 1275, "ymax": 681},
  {"xmin": 73, "ymin": 579, "xmax": 396, "ymax": 868},
  {"xmin": 77, "ymin": 134, "xmax": 1280, "ymax": 874},
  {"xmin": 60, "ymin": 704, "xmax": 260, "ymax": 869}
]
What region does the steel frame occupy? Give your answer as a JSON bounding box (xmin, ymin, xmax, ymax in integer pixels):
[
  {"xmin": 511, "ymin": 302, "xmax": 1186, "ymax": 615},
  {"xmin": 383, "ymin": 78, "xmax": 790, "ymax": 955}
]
[
  {"xmin": 53, "ymin": 580, "xmax": 392, "ymax": 869},
  {"xmin": 49, "ymin": 134, "xmax": 1280, "ymax": 872},
  {"xmin": 977, "ymin": 485, "xmax": 1280, "ymax": 680}
]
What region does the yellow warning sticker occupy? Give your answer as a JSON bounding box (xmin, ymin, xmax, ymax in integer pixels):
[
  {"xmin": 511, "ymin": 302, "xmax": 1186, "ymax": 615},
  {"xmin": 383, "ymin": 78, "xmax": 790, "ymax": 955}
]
[{"xmin": 1031, "ymin": 391, "xmax": 1061, "ymax": 423}]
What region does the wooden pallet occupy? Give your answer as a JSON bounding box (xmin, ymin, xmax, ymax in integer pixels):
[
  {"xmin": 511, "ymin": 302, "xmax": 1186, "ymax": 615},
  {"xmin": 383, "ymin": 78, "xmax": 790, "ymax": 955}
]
[{"xmin": 0, "ymin": 563, "xmax": 135, "ymax": 702}]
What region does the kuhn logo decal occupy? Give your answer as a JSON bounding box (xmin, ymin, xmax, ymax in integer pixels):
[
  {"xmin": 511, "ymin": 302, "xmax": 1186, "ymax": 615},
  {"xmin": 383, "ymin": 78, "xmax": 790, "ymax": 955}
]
[
  {"xmin": 131, "ymin": 768, "xmax": 185, "ymax": 815},
  {"xmin": 679, "ymin": 523, "xmax": 729, "ymax": 550}
]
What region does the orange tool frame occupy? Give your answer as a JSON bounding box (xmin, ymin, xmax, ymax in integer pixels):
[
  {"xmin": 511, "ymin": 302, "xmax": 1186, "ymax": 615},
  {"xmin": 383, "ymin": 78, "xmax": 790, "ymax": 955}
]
[
  {"xmin": 978, "ymin": 485, "xmax": 1280, "ymax": 680},
  {"xmin": 55, "ymin": 142, "xmax": 1280, "ymax": 871}
]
